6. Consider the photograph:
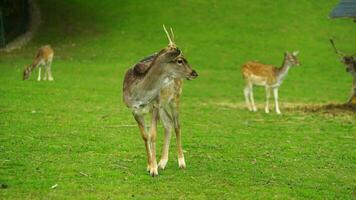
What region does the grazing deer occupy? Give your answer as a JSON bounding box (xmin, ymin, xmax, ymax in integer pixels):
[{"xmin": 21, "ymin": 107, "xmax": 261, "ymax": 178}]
[
  {"xmin": 23, "ymin": 45, "xmax": 54, "ymax": 81},
  {"xmin": 241, "ymin": 51, "xmax": 300, "ymax": 114},
  {"xmin": 330, "ymin": 39, "xmax": 356, "ymax": 104},
  {"xmin": 123, "ymin": 25, "xmax": 198, "ymax": 176}
]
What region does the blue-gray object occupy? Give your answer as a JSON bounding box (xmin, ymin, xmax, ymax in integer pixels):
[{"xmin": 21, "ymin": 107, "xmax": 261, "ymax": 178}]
[{"xmin": 330, "ymin": 0, "xmax": 356, "ymax": 18}]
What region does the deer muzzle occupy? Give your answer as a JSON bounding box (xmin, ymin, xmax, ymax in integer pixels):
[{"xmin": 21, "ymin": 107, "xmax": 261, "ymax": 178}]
[{"xmin": 187, "ymin": 70, "xmax": 198, "ymax": 80}]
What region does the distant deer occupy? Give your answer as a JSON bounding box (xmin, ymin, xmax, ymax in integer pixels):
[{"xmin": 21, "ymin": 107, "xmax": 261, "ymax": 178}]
[
  {"xmin": 123, "ymin": 25, "xmax": 198, "ymax": 176},
  {"xmin": 23, "ymin": 45, "xmax": 54, "ymax": 81},
  {"xmin": 241, "ymin": 51, "xmax": 300, "ymax": 114},
  {"xmin": 330, "ymin": 39, "xmax": 356, "ymax": 104}
]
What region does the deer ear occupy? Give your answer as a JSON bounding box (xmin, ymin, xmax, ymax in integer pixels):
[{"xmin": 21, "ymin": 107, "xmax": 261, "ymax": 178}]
[{"xmin": 292, "ymin": 51, "xmax": 299, "ymax": 56}]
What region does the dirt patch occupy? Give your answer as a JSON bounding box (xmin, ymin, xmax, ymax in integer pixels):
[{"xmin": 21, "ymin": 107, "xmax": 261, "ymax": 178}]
[
  {"xmin": 209, "ymin": 101, "xmax": 356, "ymax": 115},
  {"xmin": 287, "ymin": 103, "xmax": 356, "ymax": 114}
]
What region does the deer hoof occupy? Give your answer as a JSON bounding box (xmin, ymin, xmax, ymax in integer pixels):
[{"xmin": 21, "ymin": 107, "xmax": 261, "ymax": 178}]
[
  {"xmin": 149, "ymin": 167, "xmax": 158, "ymax": 177},
  {"xmin": 178, "ymin": 157, "xmax": 186, "ymax": 169},
  {"xmin": 158, "ymin": 159, "xmax": 168, "ymax": 170}
]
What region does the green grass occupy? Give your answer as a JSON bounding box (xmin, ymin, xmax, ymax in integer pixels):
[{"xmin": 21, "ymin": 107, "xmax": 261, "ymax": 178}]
[{"xmin": 1, "ymin": 0, "xmax": 355, "ymax": 199}]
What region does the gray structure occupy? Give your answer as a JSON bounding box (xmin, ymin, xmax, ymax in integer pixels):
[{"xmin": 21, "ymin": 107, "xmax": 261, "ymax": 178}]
[{"xmin": 330, "ymin": 0, "xmax": 356, "ymax": 19}]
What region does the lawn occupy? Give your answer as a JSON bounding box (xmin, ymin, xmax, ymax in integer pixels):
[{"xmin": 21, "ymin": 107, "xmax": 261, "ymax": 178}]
[{"xmin": 0, "ymin": 0, "xmax": 355, "ymax": 199}]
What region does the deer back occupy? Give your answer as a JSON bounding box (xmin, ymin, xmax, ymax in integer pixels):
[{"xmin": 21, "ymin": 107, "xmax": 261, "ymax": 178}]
[
  {"xmin": 123, "ymin": 53, "xmax": 158, "ymax": 106},
  {"xmin": 133, "ymin": 54, "xmax": 157, "ymax": 75},
  {"xmin": 242, "ymin": 61, "xmax": 278, "ymax": 84}
]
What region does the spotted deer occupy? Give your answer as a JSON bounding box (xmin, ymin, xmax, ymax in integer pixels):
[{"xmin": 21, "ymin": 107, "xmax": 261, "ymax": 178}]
[
  {"xmin": 241, "ymin": 51, "xmax": 300, "ymax": 114},
  {"xmin": 330, "ymin": 39, "xmax": 356, "ymax": 104},
  {"xmin": 23, "ymin": 45, "xmax": 54, "ymax": 81},
  {"xmin": 123, "ymin": 25, "xmax": 198, "ymax": 176}
]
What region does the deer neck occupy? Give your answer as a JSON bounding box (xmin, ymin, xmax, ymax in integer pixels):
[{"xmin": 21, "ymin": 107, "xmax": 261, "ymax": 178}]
[
  {"xmin": 29, "ymin": 57, "xmax": 41, "ymax": 71},
  {"xmin": 276, "ymin": 59, "xmax": 291, "ymax": 82},
  {"xmin": 131, "ymin": 63, "xmax": 173, "ymax": 108}
]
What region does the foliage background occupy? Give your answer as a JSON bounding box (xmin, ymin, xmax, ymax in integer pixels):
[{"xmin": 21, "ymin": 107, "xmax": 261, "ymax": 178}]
[{"xmin": 0, "ymin": 0, "xmax": 355, "ymax": 199}]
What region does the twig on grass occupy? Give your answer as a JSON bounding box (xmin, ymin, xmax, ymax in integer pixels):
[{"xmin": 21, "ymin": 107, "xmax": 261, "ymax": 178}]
[
  {"xmin": 50, "ymin": 184, "xmax": 58, "ymax": 189},
  {"xmin": 79, "ymin": 171, "xmax": 88, "ymax": 177}
]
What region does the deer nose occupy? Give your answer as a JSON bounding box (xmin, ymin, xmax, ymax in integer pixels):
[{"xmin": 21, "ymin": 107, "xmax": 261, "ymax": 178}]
[{"xmin": 191, "ymin": 70, "xmax": 198, "ymax": 77}]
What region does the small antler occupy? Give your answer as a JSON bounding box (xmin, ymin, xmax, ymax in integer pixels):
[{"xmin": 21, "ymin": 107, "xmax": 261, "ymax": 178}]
[
  {"xmin": 170, "ymin": 27, "xmax": 175, "ymax": 42},
  {"xmin": 163, "ymin": 24, "xmax": 175, "ymax": 47}
]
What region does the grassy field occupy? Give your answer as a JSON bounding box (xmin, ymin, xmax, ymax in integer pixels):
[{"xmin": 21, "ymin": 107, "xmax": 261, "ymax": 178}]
[{"xmin": 1, "ymin": 0, "xmax": 355, "ymax": 199}]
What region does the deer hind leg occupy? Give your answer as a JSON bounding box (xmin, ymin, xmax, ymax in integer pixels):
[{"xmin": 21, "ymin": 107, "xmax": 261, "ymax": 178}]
[
  {"xmin": 158, "ymin": 107, "xmax": 173, "ymax": 170},
  {"xmin": 265, "ymin": 87, "xmax": 271, "ymax": 113},
  {"xmin": 347, "ymin": 80, "xmax": 356, "ymax": 104},
  {"xmin": 133, "ymin": 114, "xmax": 152, "ymax": 173},
  {"xmin": 47, "ymin": 61, "xmax": 54, "ymax": 81},
  {"xmin": 273, "ymin": 88, "xmax": 281, "ymax": 114},
  {"xmin": 147, "ymin": 107, "xmax": 159, "ymax": 176}
]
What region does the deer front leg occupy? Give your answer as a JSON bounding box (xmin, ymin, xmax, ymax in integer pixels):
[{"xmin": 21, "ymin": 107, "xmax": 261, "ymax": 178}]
[
  {"xmin": 37, "ymin": 66, "xmax": 42, "ymax": 81},
  {"xmin": 265, "ymin": 87, "xmax": 271, "ymax": 113},
  {"xmin": 148, "ymin": 108, "xmax": 159, "ymax": 176},
  {"xmin": 133, "ymin": 114, "xmax": 151, "ymax": 173},
  {"xmin": 158, "ymin": 108, "xmax": 173, "ymax": 170},
  {"xmin": 249, "ymin": 84, "xmax": 257, "ymax": 112},
  {"xmin": 273, "ymin": 88, "xmax": 281, "ymax": 114},
  {"xmin": 172, "ymin": 107, "xmax": 185, "ymax": 169},
  {"xmin": 244, "ymin": 85, "xmax": 253, "ymax": 111}
]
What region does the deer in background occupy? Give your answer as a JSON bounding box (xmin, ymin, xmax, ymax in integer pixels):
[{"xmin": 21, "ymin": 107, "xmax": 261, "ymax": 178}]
[
  {"xmin": 23, "ymin": 45, "xmax": 54, "ymax": 81},
  {"xmin": 123, "ymin": 25, "xmax": 198, "ymax": 176},
  {"xmin": 241, "ymin": 51, "xmax": 300, "ymax": 114},
  {"xmin": 330, "ymin": 39, "xmax": 356, "ymax": 104}
]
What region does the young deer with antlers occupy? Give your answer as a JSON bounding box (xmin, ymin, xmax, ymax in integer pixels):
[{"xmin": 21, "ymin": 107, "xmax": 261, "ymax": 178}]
[
  {"xmin": 23, "ymin": 45, "xmax": 54, "ymax": 81},
  {"xmin": 241, "ymin": 51, "xmax": 300, "ymax": 114},
  {"xmin": 330, "ymin": 39, "xmax": 356, "ymax": 104},
  {"xmin": 123, "ymin": 26, "xmax": 198, "ymax": 176}
]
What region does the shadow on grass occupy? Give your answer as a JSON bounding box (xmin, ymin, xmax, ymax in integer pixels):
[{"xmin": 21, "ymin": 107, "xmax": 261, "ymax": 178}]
[
  {"xmin": 33, "ymin": 0, "xmax": 129, "ymax": 44},
  {"xmin": 211, "ymin": 100, "xmax": 355, "ymax": 115}
]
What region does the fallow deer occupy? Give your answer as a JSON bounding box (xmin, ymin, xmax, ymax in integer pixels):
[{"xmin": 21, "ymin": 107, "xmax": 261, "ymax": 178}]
[
  {"xmin": 241, "ymin": 51, "xmax": 300, "ymax": 114},
  {"xmin": 23, "ymin": 45, "xmax": 54, "ymax": 81},
  {"xmin": 123, "ymin": 25, "xmax": 198, "ymax": 176},
  {"xmin": 330, "ymin": 39, "xmax": 356, "ymax": 104}
]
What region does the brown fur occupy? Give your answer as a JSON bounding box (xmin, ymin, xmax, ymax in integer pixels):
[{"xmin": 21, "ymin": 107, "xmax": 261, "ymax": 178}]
[
  {"xmin": 241, "ymin": 51, "xmax": 300, "ymax": 114},
  {"xmin": 122, "ymin": 45, "xmax": 197, "ymax": 177},
  {"xmin": 30, "ymin": 45, "xmax": 53, "ymax": 69},
  {"xmin": 23, "ymin": 45, "xmax": 54, "ymax": 80},
  {"xmin": 341, "ymin": 56, "xmax": 356, "ymax": 104},
  {"xmin": 241, "ymin": 61, "xmax": 279, "ymax": 85}
]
